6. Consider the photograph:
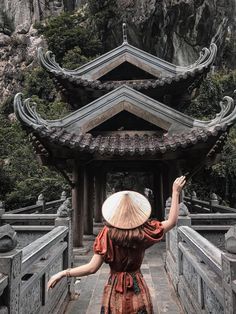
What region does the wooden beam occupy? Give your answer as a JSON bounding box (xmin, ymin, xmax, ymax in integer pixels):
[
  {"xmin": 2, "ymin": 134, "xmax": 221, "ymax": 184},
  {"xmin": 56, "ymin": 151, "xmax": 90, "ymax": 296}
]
[
  {"xmin": 84, "ymin": 168, "xmax": 94, "ymax": 235},
  {"xmin": 72, "ymin": 164, "xmax": 85, "ymax": 247},
  {"xmin": 154, "ymin": 166, "xmax": 165, "ymax": 221},
  {"xmin": 94, "ymin": 169, "xmax": 104, "ymax": 223}
]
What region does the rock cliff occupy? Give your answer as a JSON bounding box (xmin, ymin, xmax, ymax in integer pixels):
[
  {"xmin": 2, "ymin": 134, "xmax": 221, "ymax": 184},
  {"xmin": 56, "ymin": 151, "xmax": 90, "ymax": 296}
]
[
  {"xmin": 0, "ymin": 0, "xmax": 235, "ymax": 105},
  {"xmin": 90, "ymin": 0, "xmax": 235, "ymax": 66}
]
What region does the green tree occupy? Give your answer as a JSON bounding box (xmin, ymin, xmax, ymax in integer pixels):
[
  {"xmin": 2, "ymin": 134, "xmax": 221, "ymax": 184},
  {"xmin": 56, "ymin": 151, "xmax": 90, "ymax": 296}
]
[
  {"xmin": 35, "ymin": 11, "xmax": 102, "ymax": 63},
  {"xmin": 0, "ymin": 109, "xmax": 69, "ymax": 209}
]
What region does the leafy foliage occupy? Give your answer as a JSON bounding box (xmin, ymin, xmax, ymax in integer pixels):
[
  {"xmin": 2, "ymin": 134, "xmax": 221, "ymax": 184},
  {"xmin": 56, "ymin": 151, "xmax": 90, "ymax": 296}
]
[
  {"xmin": 0, "ymin": 110, "xmax": 69, "ymax": 209},
  {"xmin": 88, "ymin": 0, "xmax": 119, "ymax": 46},
  {"xmin": 23, "ymin": 67, "xmax": 57, "ymax": 101},
  {"xmin": 35, "ymin": 11, "xmax": 102, "ymax": 64},
  {"xmin": 0, "ymin": 8, "xmax": 105, "ymax": 209},
  {"xmin": 185, "ymin": 70, "xmax": 236, "ymax": 206}
]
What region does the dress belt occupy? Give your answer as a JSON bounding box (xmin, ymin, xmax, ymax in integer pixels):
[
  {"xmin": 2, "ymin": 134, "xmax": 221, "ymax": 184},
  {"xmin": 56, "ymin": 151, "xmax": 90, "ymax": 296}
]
[{"xmin": 110, "ymin": 269, "xmax": 140, "ymax": 293}]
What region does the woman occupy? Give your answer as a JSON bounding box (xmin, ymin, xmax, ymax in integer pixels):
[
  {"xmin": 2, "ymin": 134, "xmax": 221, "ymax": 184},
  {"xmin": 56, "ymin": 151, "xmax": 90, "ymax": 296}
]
[{"xmin": 48, "ymin": 176, "xmax": 186, "ymax": 313}]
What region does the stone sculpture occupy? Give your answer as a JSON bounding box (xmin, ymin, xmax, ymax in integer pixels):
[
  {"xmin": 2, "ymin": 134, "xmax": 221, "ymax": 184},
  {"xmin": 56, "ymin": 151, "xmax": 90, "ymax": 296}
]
[{"xmin": 0, "ymin": 224, "xmax": 17, "ymax": 252}]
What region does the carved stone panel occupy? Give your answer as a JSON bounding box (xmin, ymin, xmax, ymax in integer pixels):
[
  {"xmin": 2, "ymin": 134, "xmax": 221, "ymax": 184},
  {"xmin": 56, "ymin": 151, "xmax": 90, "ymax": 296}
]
[
  {"xmin": 20, "ymin": 279, "xmax": 41, "ymax": 314},
  {"xmin": 169, "ymin": 227, "xmax": 177, "ymax": 262},
  {"xmin": 203, "ymin": 283, "xmax": 224, "ymax": 314},
  {"xmin": 48, "ymin": 255, "xmax": 63, "ymax": 278},
  {"xmin": 17, "ymin": 232, "xmax": 48, "ymax": 249},
  {"xmin": 182, "ymin": 255, "xmax": 198, "ymax": 299}
]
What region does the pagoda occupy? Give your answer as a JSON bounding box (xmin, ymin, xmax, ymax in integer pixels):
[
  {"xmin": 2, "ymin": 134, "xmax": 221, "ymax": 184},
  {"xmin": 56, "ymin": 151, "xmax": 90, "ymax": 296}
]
[{"xmin": 14, "ymin": 24, "xmax": 236, "ymax": 247}]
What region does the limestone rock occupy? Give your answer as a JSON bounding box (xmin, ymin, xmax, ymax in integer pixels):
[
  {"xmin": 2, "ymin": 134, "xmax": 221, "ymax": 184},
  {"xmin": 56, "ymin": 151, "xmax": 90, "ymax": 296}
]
[
  {"xmin": 0, "ymin": 34, "xmax": 10, "ymax": 47},
  {"xmin": 0, "ymin": 0, "xmax": 235, "ymax": 106},
  {"xmin": 92, "ymin": 0, "xmax": 235, "ymax": 66}
]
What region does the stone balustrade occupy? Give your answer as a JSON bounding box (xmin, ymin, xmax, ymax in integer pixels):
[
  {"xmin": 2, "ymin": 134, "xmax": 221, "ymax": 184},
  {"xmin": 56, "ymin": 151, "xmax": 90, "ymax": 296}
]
[
  {"xmin": 0, "ymin": 191, "xmax": 68, "ymax": 215},
  {"xmin": 165, "ymin": 199, "xmax": 236, "ymax": 314},
  {"xmin": 0, "ymin": 209, "xmax": 73, "ymax": 314},
  {"xmin": 184, "ymin": 192, "xmax": 236, "ymax": 214}
]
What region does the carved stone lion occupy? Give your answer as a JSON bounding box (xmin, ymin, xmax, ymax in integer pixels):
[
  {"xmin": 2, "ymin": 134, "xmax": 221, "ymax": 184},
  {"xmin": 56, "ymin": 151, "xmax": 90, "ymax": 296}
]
[{"xmin": 0, "ymin": 224, "xmax": 17, "ymax": 252}]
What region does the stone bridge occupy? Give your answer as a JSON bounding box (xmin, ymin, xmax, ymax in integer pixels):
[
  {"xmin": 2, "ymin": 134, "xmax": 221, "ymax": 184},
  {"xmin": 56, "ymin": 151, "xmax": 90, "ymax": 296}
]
[{"xmin": 0, "ymin": 195, "xmax": 236, "ymax": 313}]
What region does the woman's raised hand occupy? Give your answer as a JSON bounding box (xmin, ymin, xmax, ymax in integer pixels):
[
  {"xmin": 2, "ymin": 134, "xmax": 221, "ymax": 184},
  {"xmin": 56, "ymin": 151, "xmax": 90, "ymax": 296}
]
[
  {"xmin": 172, "ymin": 176, "xmax": 186, "ymax": 194},
  {"xmin": 47, "ymin": 271, "xmax": 65, "ymax": 290}
]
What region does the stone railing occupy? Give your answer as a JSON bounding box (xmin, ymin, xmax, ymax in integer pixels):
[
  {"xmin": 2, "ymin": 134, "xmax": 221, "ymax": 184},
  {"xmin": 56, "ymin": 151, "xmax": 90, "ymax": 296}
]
[
  {"xmin": 165, "ymin": 200, "xmax": 236, "ymax": 314},
  {"xmin": 0, "ymin": 214, "xmax": 73, "ymax": 314},
  {"xmin": 184, "ymin": 191, "xmax": 236, "ymax": 214},
  {"xmin": 1, "ymin": 191, "xmax": 67, "ymax": 215},
  {"xmin": 0, "ymin": 198, "xmax": 72, "ymax": 249}
]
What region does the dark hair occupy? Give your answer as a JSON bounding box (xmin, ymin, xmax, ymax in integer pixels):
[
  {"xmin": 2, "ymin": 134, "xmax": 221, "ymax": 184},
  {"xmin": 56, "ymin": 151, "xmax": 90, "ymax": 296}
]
[{"xmin": 107, "ymin": 223, "xmax": 147, "ymax": 248}]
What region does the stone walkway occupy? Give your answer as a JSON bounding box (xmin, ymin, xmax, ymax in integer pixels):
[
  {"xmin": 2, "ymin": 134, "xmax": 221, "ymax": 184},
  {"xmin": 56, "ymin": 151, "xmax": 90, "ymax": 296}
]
[{"xmin": 65, "ymin": 236, "xmax": 183, "ymax": 314}]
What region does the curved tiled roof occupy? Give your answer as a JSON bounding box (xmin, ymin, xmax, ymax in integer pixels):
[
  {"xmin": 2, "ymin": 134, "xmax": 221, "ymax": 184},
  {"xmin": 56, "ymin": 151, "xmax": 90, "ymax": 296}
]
[
  {"xmin": 52, "ymin": 68, "xmax": 205, "ymax": 92},
  {"xmin": 14, "ymin": 91, "xmax": 236, "ymax": 157},
  {"xmin": 32, "ymin": 125, "xmax": 227, "ymax": 157},
  {"xmin": 38, "ymin": 43, "xmax": 217, "ymax": 91}
]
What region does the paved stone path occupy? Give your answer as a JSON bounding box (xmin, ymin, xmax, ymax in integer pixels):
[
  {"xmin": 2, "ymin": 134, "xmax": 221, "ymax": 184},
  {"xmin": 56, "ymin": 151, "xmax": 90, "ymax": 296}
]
[{"xmin": 65, "ymin": 236, "xmax": 183, "ymax": 314}]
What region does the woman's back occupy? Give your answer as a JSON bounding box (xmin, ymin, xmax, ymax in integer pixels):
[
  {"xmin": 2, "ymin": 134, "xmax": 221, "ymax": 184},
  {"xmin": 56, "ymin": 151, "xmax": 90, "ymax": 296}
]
[{"xmin": 94, "ymin": 220, "xmax": 164, "ymax": 314}]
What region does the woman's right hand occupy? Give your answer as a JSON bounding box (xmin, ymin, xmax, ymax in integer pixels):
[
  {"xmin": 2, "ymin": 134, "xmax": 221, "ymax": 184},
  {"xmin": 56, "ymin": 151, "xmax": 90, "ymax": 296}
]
[
  {"xmin": 172, "ymin": 176, "xmax": 186, "ymax": 194},
  {"xmin": 47, "ymin": 271, "xmax": 65, "ymax": 290}
]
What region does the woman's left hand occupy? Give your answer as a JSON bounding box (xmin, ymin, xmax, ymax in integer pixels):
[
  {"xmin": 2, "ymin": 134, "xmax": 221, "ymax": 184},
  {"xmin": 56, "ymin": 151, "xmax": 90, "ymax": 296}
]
[
  {"xmin": 47, "ymin": 271, "xmax": 65, "ymax": 290},
  {"xmin": 172, "ymin": 176, "xmax": 186, "ymax": 194}
]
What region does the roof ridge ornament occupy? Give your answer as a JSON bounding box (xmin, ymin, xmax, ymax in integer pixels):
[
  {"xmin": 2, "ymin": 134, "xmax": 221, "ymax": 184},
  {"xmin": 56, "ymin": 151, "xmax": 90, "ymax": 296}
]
[{"xmin": 122, "ymin": 22, "xmax": 128, "ymax": 43}]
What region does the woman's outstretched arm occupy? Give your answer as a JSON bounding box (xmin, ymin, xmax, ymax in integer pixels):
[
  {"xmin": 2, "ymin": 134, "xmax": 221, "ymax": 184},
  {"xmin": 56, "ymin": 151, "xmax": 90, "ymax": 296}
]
[
  {"xmin": 161, "ymin": 176, "xmax": 186, "ymax": 233},
  {"xmin": 47, "ymin": 254, "xmax": 103, "ymax": 290}
]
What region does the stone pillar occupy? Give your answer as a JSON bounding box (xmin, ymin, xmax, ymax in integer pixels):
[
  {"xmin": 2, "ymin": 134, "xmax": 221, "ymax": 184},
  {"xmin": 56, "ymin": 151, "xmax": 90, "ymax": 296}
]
[
  {"xmin": 0, "ymin": 202, "xmax": 5, "ymax": 226},
  {"xmin": 36, "ymin": 193, "xmax": 45, "ymax": 213},
  {"xmin": 55, "ymin": 213, "xmax": 74, "ymax": 298},
  {"xmin": 60, "ymin": 191, "xmax": 67, "ymax": 201},
  {"xmin": 0, "ymin": 250, "xmax": 22, "ymax": 313},
  {"xmin": 222, "ymin": 225, "xmax": 236, "ymax": 314},
  {"xmin": 210, "ymin": 193, "xmax": 219, "ymax": 213}
]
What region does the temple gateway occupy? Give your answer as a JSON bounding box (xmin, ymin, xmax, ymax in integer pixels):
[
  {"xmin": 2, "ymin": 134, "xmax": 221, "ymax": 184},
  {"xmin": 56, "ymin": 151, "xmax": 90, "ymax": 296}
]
[{"xmin": 14, "ymin": 27, "xmax": 236, "ymax": 247}]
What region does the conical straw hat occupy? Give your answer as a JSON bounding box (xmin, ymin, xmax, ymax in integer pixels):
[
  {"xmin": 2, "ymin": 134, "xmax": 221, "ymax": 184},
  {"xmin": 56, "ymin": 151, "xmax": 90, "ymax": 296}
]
[{"xmin": 102, "ymin": 191, "xmax": 151, "ymax": 229}]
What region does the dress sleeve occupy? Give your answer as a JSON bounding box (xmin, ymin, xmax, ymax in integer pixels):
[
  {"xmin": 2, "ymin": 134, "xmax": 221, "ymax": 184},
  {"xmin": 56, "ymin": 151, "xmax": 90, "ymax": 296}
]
[
  {"xmin": 93, "ymin": 226, "xmax": 114, "ymax": 262},
  {"xmin": 142, "ymin": 220, "xmax": 164, "ymax": 249}
]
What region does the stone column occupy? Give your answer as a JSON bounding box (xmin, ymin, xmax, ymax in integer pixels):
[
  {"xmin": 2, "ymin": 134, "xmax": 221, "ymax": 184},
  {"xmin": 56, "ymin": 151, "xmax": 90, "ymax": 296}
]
[
  {"xmin": 0, "ymin": 202, "xmax": 5, "ymax": 226},
  {"xmin": 222, "ymin": 225, "xmax": 236, "ymax": 314},
  {"xmin": 36, "ymin": 194, "xmax": 45, "ymax": 213},
  {"xmin": 55, "ymin": 211, "xmax": 74, "ymax": 298}
]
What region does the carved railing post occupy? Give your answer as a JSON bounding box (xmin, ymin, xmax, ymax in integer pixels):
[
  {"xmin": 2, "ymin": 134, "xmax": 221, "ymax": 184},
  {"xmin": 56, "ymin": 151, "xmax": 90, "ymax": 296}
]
[
  {"xmin": 55, "ymin": 198, "xmax": 74, "ymax": 298},
  {"xmin": 222, "ymin": 225, "xmax": 236, "ymax": 314},
  {"xmin": 61, "ymin": 191, "xmax": 67, "ymax": 201},
  {"xmin": 36, "ymin": 194, "xmax": 45, "ymax": 213},
  {"xmin": 191, "ymin": 191, "xmax": 197, "ymax": 200},
  {"xmin": 0, "ymin": 202, "xmax": 5, "ymax": 224},
  {"xmin": 210, "ymin": 193, "xmax": 219, "ymax": 213},
  {"xmin": 165, "ymin": 197, "xmax": 191, "ymax": 290},
  {"xmin": 0, "ymin": 225, "xmax": 21, "ymax": 313}
]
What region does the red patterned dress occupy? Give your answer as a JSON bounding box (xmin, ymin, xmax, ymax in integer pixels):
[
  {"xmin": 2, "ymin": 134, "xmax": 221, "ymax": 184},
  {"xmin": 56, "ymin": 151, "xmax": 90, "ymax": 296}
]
[{"xmin": 93, "ymin": 220, "xmax": 164, "ymax": 314}]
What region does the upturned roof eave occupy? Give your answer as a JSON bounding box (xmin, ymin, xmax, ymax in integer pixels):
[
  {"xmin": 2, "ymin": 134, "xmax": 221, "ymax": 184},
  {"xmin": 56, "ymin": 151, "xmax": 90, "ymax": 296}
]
[
  {"xmin": 14, "ymin": 88, "xmax": 236, "ymax": 136},
  {"xmin": 38, "ymin": 43, "xmax": 217, "ymax": 81}
]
